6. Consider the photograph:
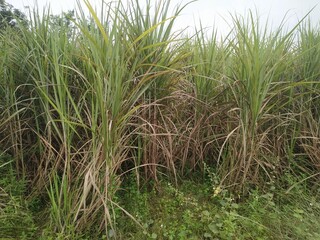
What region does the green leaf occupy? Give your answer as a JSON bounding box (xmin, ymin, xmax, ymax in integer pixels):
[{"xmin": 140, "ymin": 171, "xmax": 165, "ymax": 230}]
[
  {"xmin": 208, "ymin": 223, "xmax": 219, "ymax": 234},
  {"xmin": 204, "ymin": 232, "xmax": 212, "ymax": 238}
]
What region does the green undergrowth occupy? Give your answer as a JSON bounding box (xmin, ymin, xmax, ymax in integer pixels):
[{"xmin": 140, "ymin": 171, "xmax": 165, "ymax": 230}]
[
  {"xmin": 0, "ymin": 153, "xmax": 37, "ymax": 240},
  {"xmin": 116, "ymin": 170, "xmax": 320, "ymax": 240},
  {"xmin": 1, "ymin": 153, "xmax": 320, "ymax": 239}
]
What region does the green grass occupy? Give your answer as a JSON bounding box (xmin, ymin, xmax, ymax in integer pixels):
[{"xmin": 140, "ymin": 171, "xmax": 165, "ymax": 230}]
[
  {"xmin": 1, "ymin": 151, "xmax": 320, "ymax": 239},
  {"xmin": 116, "ymin": 171, "xmax": 320, "ymax": 240},
  {"xmin": 0, "ymin": 153, "xmax": 37, "ymax": 239},
  {"xmin": 1, "ymin": 0, "xmax": 320, "ymax": 238}
]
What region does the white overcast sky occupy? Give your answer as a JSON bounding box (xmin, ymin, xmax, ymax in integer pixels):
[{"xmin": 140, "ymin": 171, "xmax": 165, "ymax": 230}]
[{"xmin": 6, "ymin": 0, "xmax": 320, "ymax": 36}]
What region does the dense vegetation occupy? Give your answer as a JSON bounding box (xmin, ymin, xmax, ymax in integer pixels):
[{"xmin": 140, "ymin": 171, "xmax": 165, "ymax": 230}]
[
  {"xmin": 1, "ymin": 0, "xmax": 320, "ymax": 239},
  {"xmin": 0, "ymin": 0, "xmax": 27, "ymax": 29}
]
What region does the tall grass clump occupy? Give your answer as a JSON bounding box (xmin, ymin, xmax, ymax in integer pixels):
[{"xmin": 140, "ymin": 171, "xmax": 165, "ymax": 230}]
[
  {"xmin": 0, "ymin": 25, "xmax": 28, "ymax": 176},
  {"xmin": 116, "ymin": 0, "xmax": 191, "ymax": 182},
  {"xmin": 215, "ymin": 12, "xmax": 304, "ymax": 191},
  {"xmin": 294, "ymin": 22, "xmax": 320, "ymax": 177},
  {"xmin": 1, "ymin": 0, "xmax": 191, "ymax": 237},
  {"xmin": 177, "ymin": 28, "xmax": 232, "ymax": 173},
  {"xmin": 1, "ymin": 0, "xmax": 320, "ymax": 238}
]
